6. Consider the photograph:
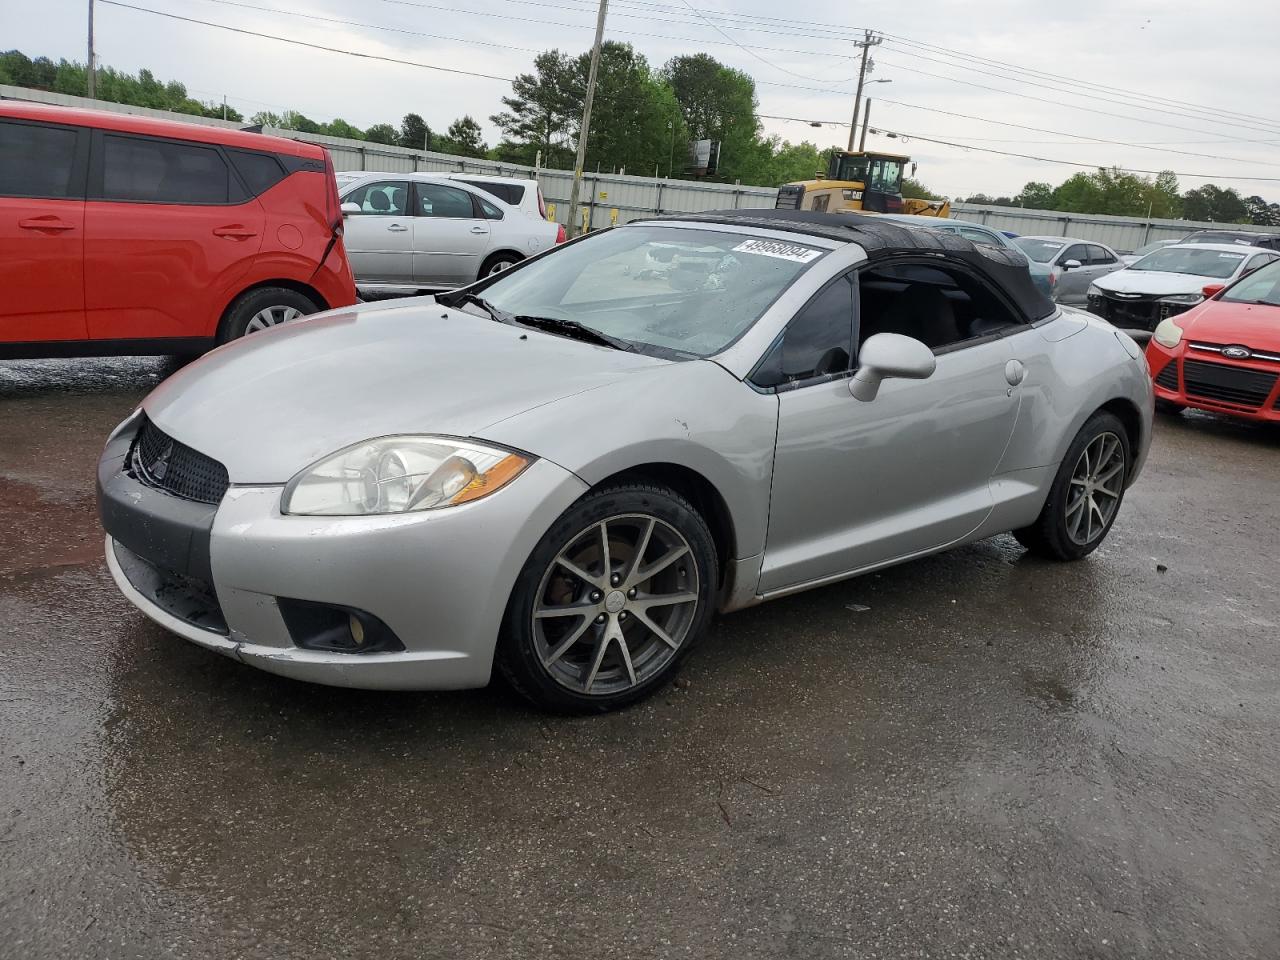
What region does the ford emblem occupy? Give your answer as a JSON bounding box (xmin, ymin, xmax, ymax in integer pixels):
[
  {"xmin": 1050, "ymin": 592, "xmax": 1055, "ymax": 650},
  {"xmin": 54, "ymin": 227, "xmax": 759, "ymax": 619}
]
[{"xmin": 1222, "ymin": 345, "xmax": 1251, "ymax": 360}]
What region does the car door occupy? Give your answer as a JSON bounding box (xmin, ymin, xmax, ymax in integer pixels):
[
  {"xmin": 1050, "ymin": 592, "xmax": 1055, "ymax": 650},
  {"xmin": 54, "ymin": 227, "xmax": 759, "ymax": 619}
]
[
  {"xmin": 0, "ymin": 117, "xmax": 90, "ymax": 345},
  {"xmin": 84, "ymin": 130, "xmax": 266, "ymax": 340},
  {"xmin": 340, "ymin": 179, "xmax": 413, "ymax": 284},
  {"xmin": 410, "ymin": 182, "xmax": 493, "ymax": 287},
  {"xmin": 758, "ymin": 261, "xmax": 1020, "ymax": 594},
  {"xmin": 1053, "ymin": 243, "xmax": 1093, "ymax": 304}
]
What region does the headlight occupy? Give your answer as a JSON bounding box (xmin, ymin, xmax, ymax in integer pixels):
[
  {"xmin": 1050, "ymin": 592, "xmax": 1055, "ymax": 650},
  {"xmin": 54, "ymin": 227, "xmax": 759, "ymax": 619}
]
[
  {"xmin": 1087, "ymin": 283, "xmax": 1102, "ymax": 298},
  {"xmin": 1152, "ymin": 318, "xmax": 1184, "ymax": 349},
  {"xmin": 1157, "ymin": 293, "xmax": 1203, "ymax": 304},
  {"xmin": 282, "ymin": 437, "xmax": 531, "ymax": 516}
]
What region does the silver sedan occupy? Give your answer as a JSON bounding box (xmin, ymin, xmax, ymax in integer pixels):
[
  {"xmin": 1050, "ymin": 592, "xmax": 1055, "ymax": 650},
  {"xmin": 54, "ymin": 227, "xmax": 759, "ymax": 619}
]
[{"xmin": 98, "ymin": 212, "xmax": 1153, "ymax": 713}]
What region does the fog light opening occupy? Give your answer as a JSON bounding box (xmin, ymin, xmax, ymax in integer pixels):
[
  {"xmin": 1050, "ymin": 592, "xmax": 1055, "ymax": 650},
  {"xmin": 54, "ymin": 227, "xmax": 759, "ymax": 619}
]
[{"xmin": 276, "ymin": 598, "xmax": 406, "ymax": 654}]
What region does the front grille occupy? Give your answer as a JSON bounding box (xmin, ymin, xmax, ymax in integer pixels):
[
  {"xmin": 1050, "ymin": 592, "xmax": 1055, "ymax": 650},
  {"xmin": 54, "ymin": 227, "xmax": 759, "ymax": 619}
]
[
  {"xmin": 130, "ymin": 416, "xmax": 230, "ymax": 504},
  {"xmin": 1188, "ymin": 342, "xmax": 1280, "ymax": 366},
  {"xmin": 1153, "ymin": 361, "xmax": 1180, "ymax": 391},
  {"xmin": 1089, "ymin": 293, "xmax": 1160, "ymax": 330},
  {"xmin": 1183, "ymin": 359, "xmax": 1279, "ymax": 409}
]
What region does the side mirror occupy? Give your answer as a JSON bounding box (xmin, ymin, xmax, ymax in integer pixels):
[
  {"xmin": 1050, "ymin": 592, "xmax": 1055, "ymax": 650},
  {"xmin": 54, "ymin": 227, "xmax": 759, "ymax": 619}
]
[
  {"xmin": 1202, "ymin": 283, "xmax": 1225, "ymax": 298},
  {"xmin": 849, "ymin": 333, "xmax": 937, "ymax": 402},
  {"xmin": 340, "ymin": 202, "xmax": 360, "ymax": 216},
  {"xmin": 1062, "ymin": 258, "xmax": 1082, "ymax": 271}
]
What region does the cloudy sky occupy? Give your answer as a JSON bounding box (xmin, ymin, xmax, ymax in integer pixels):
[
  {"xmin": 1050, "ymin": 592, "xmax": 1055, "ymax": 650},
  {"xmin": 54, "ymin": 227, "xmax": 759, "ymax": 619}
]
[{"xmin": 5, "ymin": 0, "xmax": 1280, "ymax": 199}]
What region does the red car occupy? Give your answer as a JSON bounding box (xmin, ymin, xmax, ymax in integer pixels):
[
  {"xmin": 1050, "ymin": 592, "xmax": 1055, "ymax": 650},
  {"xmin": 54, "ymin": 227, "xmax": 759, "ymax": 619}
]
[
  {"xmin": 1145, "ymin": 258, "xmax": 1280, "ymax": 421},
  {"xmin": 0, "ymin": 102, "xmax": 356, "ymax": 358}
]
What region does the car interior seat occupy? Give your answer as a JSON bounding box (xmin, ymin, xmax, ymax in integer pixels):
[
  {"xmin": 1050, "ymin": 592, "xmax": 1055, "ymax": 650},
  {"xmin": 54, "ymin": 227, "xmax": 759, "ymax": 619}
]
[{"xmin": 873, "ymin": 283, "xmax": 961, "ymax": 350}]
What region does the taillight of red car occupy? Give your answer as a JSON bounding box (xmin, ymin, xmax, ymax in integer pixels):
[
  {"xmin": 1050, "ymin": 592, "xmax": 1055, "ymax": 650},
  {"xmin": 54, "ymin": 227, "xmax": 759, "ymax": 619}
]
[
  {"xmin": 322, "ymin": 149, "xmax": 343, "ymax": 237},
  {"xmin": 555, "ymin": 223, "xmax": 567, "ymax": 244}
]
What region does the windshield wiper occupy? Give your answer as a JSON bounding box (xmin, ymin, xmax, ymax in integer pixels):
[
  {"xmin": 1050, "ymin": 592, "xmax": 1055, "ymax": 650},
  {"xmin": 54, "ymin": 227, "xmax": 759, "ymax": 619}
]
[
  {"xmin": 441, "ymin": 291, "xmax": 513, "ymax": 323},
  {"xmin": 511, "ymin": 315, "xmax": 635, "ymax": 352}
]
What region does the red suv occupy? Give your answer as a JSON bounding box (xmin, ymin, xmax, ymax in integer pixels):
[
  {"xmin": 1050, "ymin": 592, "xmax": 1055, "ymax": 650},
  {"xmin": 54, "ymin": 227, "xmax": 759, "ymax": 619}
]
[{"xmin": 0, "ymin": 102, "xmax": 356, "ymax": 358}]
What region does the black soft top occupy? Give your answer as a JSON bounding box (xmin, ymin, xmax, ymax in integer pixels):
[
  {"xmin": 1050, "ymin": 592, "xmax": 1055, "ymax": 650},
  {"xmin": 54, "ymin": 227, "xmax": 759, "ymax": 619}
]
[{"xmin": 639, "ymin": 209, "xmax": 1056, "ymax": 322}]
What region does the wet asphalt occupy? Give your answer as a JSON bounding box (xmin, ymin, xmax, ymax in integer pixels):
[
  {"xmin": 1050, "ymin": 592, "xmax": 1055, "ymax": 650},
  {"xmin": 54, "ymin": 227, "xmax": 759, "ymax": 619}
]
[{"xmin": 1, "ymin": 357, "xmax": 1277, "ymax": 960}]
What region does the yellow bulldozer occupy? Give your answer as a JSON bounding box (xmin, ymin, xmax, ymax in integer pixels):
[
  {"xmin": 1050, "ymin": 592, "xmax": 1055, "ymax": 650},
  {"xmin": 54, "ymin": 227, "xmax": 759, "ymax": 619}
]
[{"xmin": 775, "ymin": 150, "xmax": 950, "ymax": 218}]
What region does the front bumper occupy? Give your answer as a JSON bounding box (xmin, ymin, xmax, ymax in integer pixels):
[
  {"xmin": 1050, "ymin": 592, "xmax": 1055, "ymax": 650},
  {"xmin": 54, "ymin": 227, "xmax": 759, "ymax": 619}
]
[
  {"xmin": 99, "ymin": 423, "xmax": 589, "ymax": 689},
  {"xmin": 1088, "ymin": 293, "xmax": 1196, "ymax": 332},
  {"xmin": 1146, "ymin": 341, "xmax": 1280, "ymax": 421}
]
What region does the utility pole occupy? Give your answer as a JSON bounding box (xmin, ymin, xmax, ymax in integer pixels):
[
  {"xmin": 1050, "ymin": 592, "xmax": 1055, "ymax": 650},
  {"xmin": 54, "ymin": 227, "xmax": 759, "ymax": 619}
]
[
  {"xmin": 846, "ymin": 29, "xmax": 881, "ymax": 152},
  {"xmin": 567, "ymin": 0, "xmax": 609, "ymax": 236},
  {"xmin": 858, "ymin": 100, "xmax": 872, "ymax": 152},
  {"xmin": 86, "ymin": 0, "xmax": 96, "ymax": 99}
]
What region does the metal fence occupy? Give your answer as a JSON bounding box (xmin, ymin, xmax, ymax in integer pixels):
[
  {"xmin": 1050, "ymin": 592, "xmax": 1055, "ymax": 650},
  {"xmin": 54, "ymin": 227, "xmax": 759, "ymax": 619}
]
[
  {"xmin": 6, "ymin": 84, "xmax": 1275, "ymax": 246},
  {"xmin": 949, "ymin": 204, "xmax": 1277, "ymax": 253}
]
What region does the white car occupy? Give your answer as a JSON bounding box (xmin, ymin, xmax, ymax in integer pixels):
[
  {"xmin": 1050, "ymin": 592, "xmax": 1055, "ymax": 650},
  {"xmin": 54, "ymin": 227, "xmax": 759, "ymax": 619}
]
[
  {"xmin": 445, "ymin": 173, "xmax": 548, "ymax": 222},
  {"xmin": 338, "ymin": 173, "xmax": 564, "ymax": 295},
  {"xmin": 1120, "ymin": 238, "xmax": 1181, "ymax": 266},
  {"xmin": 1085, "ymin": 242, "xmax": 1280, "ymax": 333}
]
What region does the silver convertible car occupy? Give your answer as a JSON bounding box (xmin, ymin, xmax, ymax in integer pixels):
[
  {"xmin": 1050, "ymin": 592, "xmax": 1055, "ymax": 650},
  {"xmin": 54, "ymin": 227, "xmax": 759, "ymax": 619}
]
[{"xmin": 98, "ymin": 211, "xmax": 1153, "ymax": 712}]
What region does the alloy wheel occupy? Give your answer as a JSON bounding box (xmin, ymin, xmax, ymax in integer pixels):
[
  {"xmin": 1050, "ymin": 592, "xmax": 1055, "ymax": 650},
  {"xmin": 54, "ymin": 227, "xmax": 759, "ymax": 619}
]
[
  {"xmin": 531, "ymin": 514, "xmax": 700, "ymax": 696},
  {"xmin": 487, "ymin": 260, "xmax": 514, "ymax": 276},
  {"xmin": 1065, "ymin": 431, "xmax": 1125, "ymax": 545},
  {"xmin": 245, "ymin": 305, "xmax": 303, "ymax": 333}
]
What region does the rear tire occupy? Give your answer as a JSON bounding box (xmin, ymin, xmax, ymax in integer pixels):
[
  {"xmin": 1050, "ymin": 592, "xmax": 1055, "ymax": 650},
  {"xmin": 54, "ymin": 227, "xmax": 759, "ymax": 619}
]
[
  {"xmin": 496, "ymin": 483, "xmax": 718, "ymax": 714},
  {"xmin": 479, "ymin": 252, "xmax": 523, "ymax": 280},
  {"xmin": 220, "ymin": 287, "xmax": 320, "ymax": 342},
  {"xmin": 1013, "ymin": 411, "xmax": 1131, "ymax": 561}
]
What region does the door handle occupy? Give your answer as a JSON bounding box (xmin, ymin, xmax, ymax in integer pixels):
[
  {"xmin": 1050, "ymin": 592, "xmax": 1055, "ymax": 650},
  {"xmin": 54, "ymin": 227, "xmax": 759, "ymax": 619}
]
[
  {"xmin": 19, "ymin": 217, "xmax": 74, "ymax": 231},
  {"xmin": 387, "ymin": 223, "xmax": 409, "ymax": 232},
  {"xmin": 470, "ymin": 226, "xmax": 489, "ymax": 234},
  {"xmin": 212, "ymin": 225, "xmax": 258, "ymax": 239},
  {"xmin": 1005, "ymin": 359, "xmax": 1027, "ymax": 386}
]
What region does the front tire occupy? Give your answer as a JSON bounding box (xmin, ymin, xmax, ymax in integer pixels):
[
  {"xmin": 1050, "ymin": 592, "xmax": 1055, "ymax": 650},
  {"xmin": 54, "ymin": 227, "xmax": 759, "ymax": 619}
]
[
  {"xmin": 1013, "ymin": 411, "xmax": 1131, "ymax": 561},
  {"xmin": 497, "ymin": 484, "xmax": 718, "ymax": 713},
  {"xmin": 220, "ymin": 287, "xmax": 319, "ymax": 342}
]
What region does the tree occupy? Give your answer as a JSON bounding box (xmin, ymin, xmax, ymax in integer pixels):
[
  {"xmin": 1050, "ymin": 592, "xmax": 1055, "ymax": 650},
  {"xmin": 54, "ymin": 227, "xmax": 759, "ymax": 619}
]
[
  {"xmin": 491, "ymin": 49, "xmax": 580, "ymax": 168},
  {"xmin": 364, "ymin": 123, "xmax": 399, "ymax": 145},
  {"xmin": 398, "ymin": 113, "xmax": 431, "ymax": 150},
  {"xmin": 662, "ymin": 54, "xmax": 758, "ymax": 182},
  {"xmin": 1146, "ymin": 170, "xmax": 1181, "ymax": 219},
  {"xmin": 1183, "ymin": 183, "xmax": 1248, "ymax": 223},
  {"xmin": 438, "ymin": 115, "xmax": 487, "ymax": 158},
  {"xmin": 1244, "ymin": 195, "xmax": 1280, "ymax": 227},
  {"xmin": 1014, "ymin": 181, "xmax": 1054, "ymax": 209},
  {"xmin": 324, "ymin": 118, "xmax": 364, "ymax": 140},
  {"xmin": 902, "ymin": 177, "xmax": 943, "ymax": 201}
]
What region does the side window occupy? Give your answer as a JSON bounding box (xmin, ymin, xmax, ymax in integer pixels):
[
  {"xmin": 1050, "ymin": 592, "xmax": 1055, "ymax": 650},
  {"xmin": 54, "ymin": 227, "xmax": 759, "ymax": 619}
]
[
  {"xmin": 226, "ymin": 149, "xmax": 287, "ymax": 195},
  {"xmin": 415, "ymin": 183, "xmax": 478, "ymax": 219},
  {"xmin": 858, "ymin": 260, "xmax": 1024, "ymax": 351},
  {"xmin": 1245, "ymin": 253, "xmax": 1277, "ymax": 273},
  {"xmin": 1060, "ymin": 244, "xmax": 1088, "ymax": 265},
  {"xmin": 752, "ymin": 275, "xmax": 855, "ymax": 389},
  {"xmin": 477, "ymin": 196, "xmax": 504, "ymax": 220},
  {"xmin": 1087, "ymin": 244, "xmax": 1115, "ymax": 265},
  {"xmin": 0, "ymin": 120, "xmax": 80, "ymax": 199},
  {"xmin": 101, "ymin": 134, "xmax": 235, "ymax": 204},
  {"xmin": 343, "ymin": 180, "xmax": 408, "ymax": 215},
  {"xmin": 957, "ymin": 226, "xmax": 1000, "ymax": 246}
]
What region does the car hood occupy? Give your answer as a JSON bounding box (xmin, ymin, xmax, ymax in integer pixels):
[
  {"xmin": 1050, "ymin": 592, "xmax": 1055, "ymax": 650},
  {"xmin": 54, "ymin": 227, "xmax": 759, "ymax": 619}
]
[
  {"xmin": 1095, "ymin": 269, "xmax": 1218, "ymax": 296},
  {"xmin": 141, "ymin": 301, "xmax": 669, "ymax": 483},
  {"xmin": 1182, "ymin": 301, "xmax": 1280, "ymax": 349}
]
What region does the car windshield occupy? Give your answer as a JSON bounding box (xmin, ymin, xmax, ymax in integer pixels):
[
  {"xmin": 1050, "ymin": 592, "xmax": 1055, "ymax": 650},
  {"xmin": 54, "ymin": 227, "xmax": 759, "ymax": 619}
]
[
  {"xmin": 1132, "ymin": 240, "xmax": 1175, "ymax": 256},
  {"xmin": 1220, "ymin": 258, "xmax": 1280, "ymax": 308},
  {"xmin": 1186, "ymin": 233, "xmax": 1254, "ymax": 246},
  {"xmin": 1012, "ymin": 238, "xmax": 1063, "ymax": 263},
  {"xmin": 477, "ymin": 226, "xmax": 825, "ymax": 357},
  {"xmin": 1130, "ymin": 247, "xmax": 1246, "ymax": 279}
]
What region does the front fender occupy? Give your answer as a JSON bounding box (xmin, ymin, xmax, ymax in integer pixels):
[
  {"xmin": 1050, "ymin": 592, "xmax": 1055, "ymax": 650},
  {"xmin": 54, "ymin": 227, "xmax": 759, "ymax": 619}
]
[{"xmin": 476, "ymin": 361, "xmax": 779, "ymax": 559}]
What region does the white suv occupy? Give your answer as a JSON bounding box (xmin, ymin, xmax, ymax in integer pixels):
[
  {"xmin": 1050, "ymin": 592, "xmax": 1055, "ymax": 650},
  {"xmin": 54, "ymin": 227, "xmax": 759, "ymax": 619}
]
[{"xmin": 338, "ymin": 173, "xmax": 564, "ymax": 295}]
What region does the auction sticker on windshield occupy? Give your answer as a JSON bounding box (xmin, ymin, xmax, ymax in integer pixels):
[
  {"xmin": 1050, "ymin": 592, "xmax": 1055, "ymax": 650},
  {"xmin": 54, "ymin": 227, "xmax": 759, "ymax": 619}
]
[{"xmin": 732, "ymin": 239, "xmax": 823, "ymax": 263}]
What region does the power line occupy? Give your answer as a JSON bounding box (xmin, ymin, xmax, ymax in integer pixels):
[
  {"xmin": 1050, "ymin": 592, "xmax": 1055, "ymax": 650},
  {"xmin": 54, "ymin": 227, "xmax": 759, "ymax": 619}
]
[
  {"xmin": 875, "ymin": 40, "xmax": 1280, "ymax": 139},
  {"xmin": 99, "ymin": 1, "xmax": 517, "ymax": 81}
]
